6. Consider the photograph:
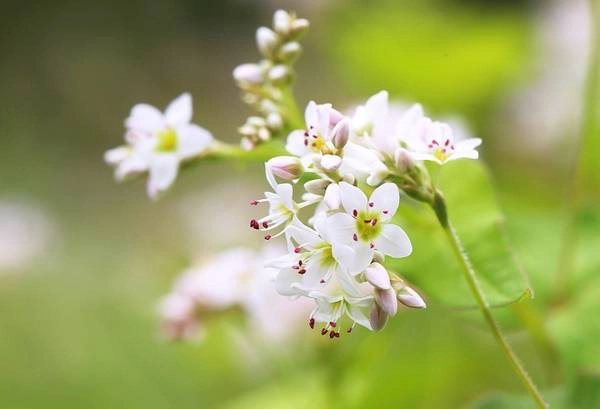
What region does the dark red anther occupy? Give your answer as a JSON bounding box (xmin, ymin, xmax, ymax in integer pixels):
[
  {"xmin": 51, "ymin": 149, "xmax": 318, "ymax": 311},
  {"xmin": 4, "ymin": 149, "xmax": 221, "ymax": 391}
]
[
  {"xmin": 364, "ymin": 219, "xmax": 371, "ymax": 224},
  {"xmin": 292, "ymin": 265, "xmax": 300, "ymax": 270},
  {"xmin": 451, "ymin": 145, "xmax": 455, "ymax": 150},
  {"xmin": 320, "ymin": 279, "xmax": 326, "ymax": 284},
  {"xmin": 444, "ymin": 139, "xmax": 450, "ymax": 146},
  {"xmin": 368, "ymin": 202, "xmax": 374, "ymax": 207},
  {"xmin": 353, "ymin": 233, "xmax": 358, "ymax": 242},
  {"xmin": 298, "ymin": 260, "xmax": 303, "ymax": 266},
  {"xmin": 304, "ymin": 139, "xmax": 308, "ymax": 146},
  {"xmin": 382, "ymin": 210, "xmax": 388, "ymax": 214},
  {"xmin": 329, "ymin": 331, "xmax": 335, "ymax": 339},
  {"xmin": 298, "ymin": 269, "xmax": 306, "ymax": 275},
  {"xmin": 309, "ymin": 318, "xmax": 315, "ymax": 329},
  {"xmin": 352, "ymin": 209, "xmax": 358, "ymax": 217},
  {"xmin": 371, "ymin": 219, "xmax": 378, "ymax": 226},
  {"xmin": 329, "ymin": 321, "xmax": 337, "ymax": 328},
  {"xmin": 250, "ymin": 200, "xmax": 258, "ymax": 206},
  {"xmin": 304, "ymin": 131, "xmax": 309, "ymax": 137},
  {"xmin": 264, "ymin": 234, "xmax": 272, "ymax": 240},
  {"xmin": 347, "ymin": 327, "xmax": 353, "ymax": 333},
  {"xmin": 262, "ymin": 221, "xmax": 269, "ymax": 228},
  {"xmin": 312, "ymin": 134, "xmax": 318, "ymax": 139},
  {"xmin": 250, "ymin": 219, "xmax": 259, "ymax": 229},
  {"xmin": 370, "ymin": 243, "xmax": 374, "ymax": 249},
  {"xmin": 334, "ymin": 332, "xmax": 340, "ymax": 338},
  {"xmin": 321, "ymin": 328, "xmax": 328, "ymax": 335},
  {"xmin": 294, "ymin": 247, "xmax": 301, "ymax": 253},
  {"xmin": 432, "ymin": 140, "xmax": 439, "ymax": 146}
]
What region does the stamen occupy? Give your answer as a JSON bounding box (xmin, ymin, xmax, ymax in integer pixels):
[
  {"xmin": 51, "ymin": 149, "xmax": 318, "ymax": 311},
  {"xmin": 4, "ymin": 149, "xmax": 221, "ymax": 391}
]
[
  {"xmin": 347, "ymin": 327, "xmax": 353, "ymax": 333},
  {"xmin": 309, "ymin": 318, "xmax": 315, "ymax": 329},
  {"xmin": 264, "ymin": 234, "xmax": 272, "ymax": 240},
  {"xmin": 364, "ymin": 219, "xmax": 372, "ymax": 224},
  {"xmin": 368, "ymin": 202, "xmax": 374, "ymax": 207},
  {"xmin": 371, "ymin": 219, "xmax": 378, "ymax": 226},
  {"xmin": 382, "ymin": 210, "xmax": 388, "ymax": 214},
  {"xmin": 320, "ymin": 279, "xmax": 326, "ymax": 284},
  {"xmin": 250, "ymin": 219, "xmax": 259, "ymax": 229},
  {"xmin": 250, "ymin": 200, "xmax": 258, "ymax": 206},
  {"xmin": 370, "ymin": 243, "xmax": 375, "ymax": 249},
  {"xmin": 304, "ymin": 139, "xmax": 308, "ymax": 146},
  {"xmin": 329, "ymin": 321, "xmax": 337, "ymax": 327},
  {"xmin": 294, "ymin": 247, "xmax": 301, "ymax": 253},
  {"xmin": 444, "ymin": 139, "xmax": 450, "ymax": 146},
  {"xmin": 321, "ymin": 328, "xmax": 328, "ymax": 336},
  {"xmin": 353, "ymin": 233, "xmax": 358, "ymax": 242},
  {"xmin": 262, "ymin": 221, "xmax": 269, "ymax": 228},
  {"xmin": 298, "ymin": 268, "xmax": 306, "ymax": 275},
  {"xmin": 329, "ymin": 331, "xmax": 335, "ymax": 339},
  {"xmin": 352, "ymin": 209, "xmax": 358, "ymax": 217},
  {"xmin": 292, "ymin": 265, "xmax": 300, "ymax": 270}
]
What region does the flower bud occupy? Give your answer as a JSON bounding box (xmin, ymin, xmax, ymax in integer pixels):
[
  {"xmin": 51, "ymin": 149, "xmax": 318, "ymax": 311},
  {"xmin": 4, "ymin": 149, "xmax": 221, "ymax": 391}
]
[
  {"xmin": 398, "ymin": 286, "xmax": 427, "ymax": 309},
  {"xmin": 304, "ymin": 179, "xmax": 330, "ymax": 195},
  {"xmin": 256, "ymin": 27, "xmax": 278, "ymax": 57},
  {"xmin": 257, "ymin": 127, "xmax": 270, "ymax": 141},
  {"xmin": 268, "ymin": 65, "xmax": 291, "ymax": 85},
  {"xmin": 372, "ymin": 250, "xmax": 385, "ymax": 264},
  {"xmin": 232, "ymin": 63, "xmax": 264, "ymax": 86},
  {"xmin": 364, "ymin": 262, "xmax": 391, "ymax": 290},
  {"xmin": 273, "ymin": 10, "xmax": 291, "ymax": 36},
  {"xmin": 240, "ymin": 137, "xmax": 254, "ymax": 151},
  {"xmin": 323, "ymin": 182, "xmax": 341, "ymax": 210},
  {"xmin": 369, "ymin": 303, "xmax": 388, "ymax": 331},
  {"xmin": 267, "ymin": 156, "xmax": 304, "ymax": 180},
  {"xmin": 260, "ymin": 99, "xmax": 278, "ymax": 113},
  {"xmin": 238, "ymin": 124, "xmax": 256, "ymax": 137},
  {"xmin": 278, "ymin": 41, "xmax": 302, "ymax": 62},
  {"xmin": 291, "ymin": 18, "xmax": 310, "ymax": 36},
  {"xmin": 394, "ymin": 147, "xmax": 414, "ymax": 172},
  {"xmin": 341, "ymin": 173, "xmax": 355, "ymax": 184},
  {"xmin": 332, "ymin": 118, "xmax": 350, "ymax": 149},
  {"xmin": 375, "ymin": 287, "xmax": 398, "ymax": 316},
  {"xmin": 266, "ymin": 112, "xmax": 283, "ymax": 129},
  {"xmin": 247, "ymin": 116, "xmax": 266, "ymax": 127},
  {"xmin": 318, "ymin": 154, "xmax": 342, "ymax": 172}
]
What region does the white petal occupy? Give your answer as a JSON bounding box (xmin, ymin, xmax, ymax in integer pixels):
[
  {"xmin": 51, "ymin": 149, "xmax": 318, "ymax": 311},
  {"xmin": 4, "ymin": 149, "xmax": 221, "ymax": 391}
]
[
  {"xmin": 165, "ymin": 93, "xmax": 192, "ymax": 127},
  {"xmin": 376, "ymin": 288, "xmax": 398, "ymax": 316},
  {"xmin": 326, "ymin": 213, "xmax": 356, "ymax": 245},
  {"xmin": 369, "ymin": 183, "xmax": 399, "ymax": 221},
  {"xmin": 125, "ymin": 103, "xmax": 164, "ymax": 134},
  {"xmin": 347, "ymin": 304, "xmax": 373, "ymax": 330},
  {"xmin": 373, "ymin": 224, "xmax": 412, "ymax": 258},
  {"xmin": 304, "ymin": 101, "xmax": 318, "ymax": 129},
  {"xmin": 331, "ymin": 242, "xmax": 356, "ymax": 272},
  {"xmin": 364, "ymin": 262, "xmax": 391, "ymax": 289},
  {"xmin": 115, "ymin": 151, "xmax": 149, "ymax": 181},
  {"xmin": 365, "ymin": 90, "xmax": 388, "ymax": 125},
  {"xmin": 104, "ymin": 146, "xmax": 130, "ymax": 166},
  {"xmin": 323, "ymin": 183, "xmax": 341, "ymax": 210},
  {"xmin": 275, "ymin": 267, "xmax": 305, "ymax": 296},
  {"xmin": 319, "ymin": 154, "xmax": 342, "ymax": 171},
  {"xmin": 147, "ymin": 154, "xmax": 179, "ymax": 199},
  {"xmin": 286, "ymin": 129, "xmax": 309, "ymax": 157},
  {"xmin": 339, "ymin": 182, "xmax": 368, "ymax": 213},
  {"xmin": 349, "ymin": 244, "xmax": 375, "ymax": 275},
  {"xmin": 456, "ymin": 137, "xmax": 482, "ymax": 150},
  {"xmin": 275, "ymin": 183, "xmax": 294, "ymax": 210},
  {"xmin": 448, "ymin": 149, "xmax": 479, "ymax": 161},
  {"xmin": 316, "ymin": 103, "xmax": 332, "ymax": 140},
  {"xmin": 286, "ymin": 222, "xmax": 321, "ymax": 248},
  {"xmin": 176, "ymin": 124, "xmax": 213, "ymax": 159}
]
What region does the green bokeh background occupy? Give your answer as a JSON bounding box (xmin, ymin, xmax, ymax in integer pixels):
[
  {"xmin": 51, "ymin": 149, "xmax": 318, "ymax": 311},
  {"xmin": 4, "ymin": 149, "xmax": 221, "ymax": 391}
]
[{"xmin": 1, "ymin": 0, "xmax": 598, "ymax": 408}]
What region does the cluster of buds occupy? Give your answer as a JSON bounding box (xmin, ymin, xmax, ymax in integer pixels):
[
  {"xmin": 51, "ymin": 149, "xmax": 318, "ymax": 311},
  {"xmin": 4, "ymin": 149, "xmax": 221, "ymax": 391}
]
[{"xmin": 233, "ymin": 10, "xmax": 309, "ymax": 150}]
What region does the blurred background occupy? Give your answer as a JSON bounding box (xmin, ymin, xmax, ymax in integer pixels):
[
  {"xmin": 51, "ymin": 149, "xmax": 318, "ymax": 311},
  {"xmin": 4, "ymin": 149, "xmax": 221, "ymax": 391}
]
[{"xmin": 1, "ymin": 0, "xmax": 598, "ymax": 408}]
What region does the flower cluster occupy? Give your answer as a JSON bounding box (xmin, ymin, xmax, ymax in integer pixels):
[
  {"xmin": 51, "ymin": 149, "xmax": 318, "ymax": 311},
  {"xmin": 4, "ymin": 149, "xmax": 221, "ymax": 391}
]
[
  {"xmin": 104, "ymin": 93, "xmax": 214, "ymax": 199},
  {"xmin": 250, "ymin": 90, "xmax": 482, "ymax": 337},
  {"xmin": 233, "ymin": 10, "xmax": 309, "ymax": 150},
  {"xmin": 158, "ymin": 246, "xmax": 311, "ymax": 343}
]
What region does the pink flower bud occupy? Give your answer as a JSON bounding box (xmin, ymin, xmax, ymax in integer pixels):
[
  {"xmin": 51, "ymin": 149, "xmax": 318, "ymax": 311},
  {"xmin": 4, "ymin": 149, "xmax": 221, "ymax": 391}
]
[
  {"xmin": 369, "ymin": 303, "xmax": 388, "ymax": 331},
  {"xmin": 267, "ymin": 156, "xmax": 303, "ymax": 180},
  {"xmin": 332, "ymin": 118, "xmax": 350, "ymax": 149},
  {"xmin": 233, "ymin": 63, "xmax": 264, "ymax": 86},
  {"xmin": 375, "ymin": 287, "xmax": 398, "ymax": 316},
  {"xmin": 364, "ymin": 262, "xmax": 391, "ymax": 290},
  {"xmin": 273, "ymin": 10, "xmax": 291, "ymax": 35},
  {"xmin": 398, "ymin": 286, "xmax": 427, "ymax": 309}
]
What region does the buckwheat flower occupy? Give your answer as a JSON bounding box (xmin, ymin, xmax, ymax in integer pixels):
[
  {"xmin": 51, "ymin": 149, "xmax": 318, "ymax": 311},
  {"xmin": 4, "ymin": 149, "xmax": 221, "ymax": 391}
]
[
  {"xmin": 105, "ymin": 93, "xmax": 214, "ymax": 199},
  {"xmin": 285, "ymin": 101, "xmax": 347, "ymax": 170},
  {"xmin": 327, "ymin": 182, "xmax": 412, "ymax": 273},
  {"xmin": 158, "ymin": 292, "xmax": 203, "ymax": 341},
  {"xmin": 403, "ymin": 117, "xmax": 482, "ymax": 164}
]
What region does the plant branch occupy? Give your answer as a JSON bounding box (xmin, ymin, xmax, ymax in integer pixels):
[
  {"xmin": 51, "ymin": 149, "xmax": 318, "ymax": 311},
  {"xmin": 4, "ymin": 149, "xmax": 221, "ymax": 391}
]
[{"xmin": 432, "ymin": 192, "xmax": 548, "ymax": 409}]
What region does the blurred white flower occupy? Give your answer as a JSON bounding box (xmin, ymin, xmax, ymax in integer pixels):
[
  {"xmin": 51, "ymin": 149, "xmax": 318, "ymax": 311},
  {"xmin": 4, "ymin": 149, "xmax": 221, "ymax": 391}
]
[
  {"xmin": 0, "ymin": 200, "xmax": 58, "ymax": 273},
  {"xmin": 104, "ymin": 93, "xmax": 213, "ymax": 199}
]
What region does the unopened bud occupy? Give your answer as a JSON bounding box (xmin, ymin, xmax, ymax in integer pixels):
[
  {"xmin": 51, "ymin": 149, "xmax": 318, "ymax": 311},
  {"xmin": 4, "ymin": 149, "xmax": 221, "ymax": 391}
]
[
  {"xmin": 267, "ymin": 156, "xmax": 304, "ymax": 180},
  {"xmin": 240, "ymin": 137, "xmax": 254, "ymax": 151},
  {"xmin": 318, "ymin": 154, "xmax": 342, "ymax": 172},
  {"xmin": 342, "ymin": 173, "xmax": 355, "ymax": 184},
  {"xmin": 372, "ymin": 250, "xmax": 385, "ymax": 264},
  {"xmin": 369, "ymin": 303, "xmax": 388, "ymax": 331},
  {"xmin": 394, "ymin": 147, "xmax": 414, "ymax": 172},
  {"xmin": 364, "ymin": 262, "xmax": 391, "ymax": 290},
  {"xmin": 268, "ymin": 65, "xmax": 291, "ymax": 85},
  {"xmin": 375, "ymin": 287, "xmax": 398, "ymax": 316},
  {"xmin": 260, "ymin": 99, "xmax": 278, "ymax": 113},
  {"xmin": 304, "ymin": 179, "xmax": 330, "ymax": 195},
  {"xmin": 257, "ymin": 127, "xmax": 270, "ymax": 141},
  {"xmin": 256, "ymin": 27, "xmax": 278, "ymax": 57},
  {"xmin": 273, "ymin": 10, "xmax": 291, "ymax": 36},
  {"xmin": 233, "ymin": 63, "xmax": 264, "ymax": 86},
  {"xmin": 291, "ymin": 18, "xmax": 310, "ymax": 37},
  {"xmin": 323, "ymin": 182, "xmax": 341, "ymax": 210},
  {"xmin": 398, "ymin": 286, "xmax": 427, "ymax": 309},
  {"xmin": 278, "ymin": 41, "xmax": 302, "ymax": 62},
  {"xmin": 238, "ymin": 124, "xmax": 256, "ymax": 137},
  {"xmin": 266, "ymin": 112, "xmax": 283, "ymax": 129},
  {"xmin": 332, "ymin": 118, "xmax": 350, "ymax": 149},
  {"xmin": 247, "ymin": 116, "xmax": 266, "ymax": 127}
]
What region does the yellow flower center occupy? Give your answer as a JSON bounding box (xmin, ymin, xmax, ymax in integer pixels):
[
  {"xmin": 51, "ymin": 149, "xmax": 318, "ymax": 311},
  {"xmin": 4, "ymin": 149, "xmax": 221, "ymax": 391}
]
[{"xmin": 156, "ymin": 128, "xmax": 178, "ymax": 152}]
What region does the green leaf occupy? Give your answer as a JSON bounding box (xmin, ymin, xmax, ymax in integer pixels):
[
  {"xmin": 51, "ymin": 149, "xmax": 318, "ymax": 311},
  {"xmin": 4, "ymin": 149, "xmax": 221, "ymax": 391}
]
[{"xmin": 387, "ymin": 160, "xmax": 533, "ymax": 308}]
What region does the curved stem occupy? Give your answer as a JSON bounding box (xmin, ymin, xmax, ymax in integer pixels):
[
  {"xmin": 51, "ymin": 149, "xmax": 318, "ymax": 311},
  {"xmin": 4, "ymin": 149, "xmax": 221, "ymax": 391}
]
[{"xmin": 433, "ymin": 194, "xmax": 548, "ymax": 408}]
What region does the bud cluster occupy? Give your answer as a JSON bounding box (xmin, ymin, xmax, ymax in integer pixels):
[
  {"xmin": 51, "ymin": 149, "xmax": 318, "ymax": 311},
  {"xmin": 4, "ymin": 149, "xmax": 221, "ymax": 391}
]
[{"xmin": 233, "ymin": 10, "xmax": 309, "ymax": 150}]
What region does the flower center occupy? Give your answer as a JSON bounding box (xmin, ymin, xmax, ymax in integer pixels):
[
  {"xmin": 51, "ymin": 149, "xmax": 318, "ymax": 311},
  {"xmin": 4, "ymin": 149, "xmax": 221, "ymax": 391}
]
[
  {"xmin": 428, "ymin": 138, "xmax": 454, "ymax": 162},
  {"xmin": 303, "ymin": 126, "xmax": 334, "ymax": 154},
  {"xmin": 355, "ymin": 210, "xmax": 382, "ymax": 242},
  {"xmin": 156, "ymin": 128, "xmax": 178, "ymax": 152}
]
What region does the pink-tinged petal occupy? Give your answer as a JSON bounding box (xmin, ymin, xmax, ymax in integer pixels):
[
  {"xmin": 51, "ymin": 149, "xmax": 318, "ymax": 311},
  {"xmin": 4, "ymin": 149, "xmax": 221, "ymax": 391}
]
[
  {"xmin": 326, "ymin": 212, "xmax": 356, "ymax": 245},
  {"xmin": 319, "ymin": 154, "xmax": 342, "ymax": 171},
  {"xmin": 165, "ymin": 93, "xmax": 192, "ymax": 127},
  {"xmin": 316, "ymin": 103, "xmax": 332, "ymax": 140},
  {"xmin": 369, "ymin": 183, "xmax": 399, "ymax": 220},
  {"xmin": 104, "ymin": 146, "xmax": 130, "ymax": 166},
  {"xmin": 275, "ymin": 183, "xmax": 294, "ymax": 210},
  {"xmin": 366, "ymin": 90, "xmax": 388, "ymax": 125},
  {"xmin": 347, "ymin": 304, "xmax": 373, "ymax": 330},
  {"xmin": 286, "ymin": 129, "xmax": 309, "ymax": 157},
  {"xmin": 375, "ymin": 287, "xmax": 398, "ymax": 316},
  {"xmin": 339, "ymin": 182, "xmax": 368, "ymax": 213},
  {"xmin": 176, "ymin": 124, "xmax": 213, "ymax": 159},
  {"xmin": 147, "ymin": 154, "xmax": 179, "ymax": 199},
  {"xmin": 364, "ymin": 262, "xmax": 391, "ymax": 290},
  {"xmin": 374, "ymin": 224, "xmax": 412, "ymax": 258},
  {"xmin": 125, "ymin": 103, "xmax": 164, "ymax": 134},
  {"xmin": 329, "ymin": 107, "xmax": 345, "ymax": 128},
  {"xmin": 396, "ymin": 104, "xmax": 424, "ymax": 141},
  {"xmin": 115, "ymin": 154, "xmax": 148, "ymax": 181},
  {"xmin": 369, "ymin": 303, "xmax": 388, "ymax": 331}
]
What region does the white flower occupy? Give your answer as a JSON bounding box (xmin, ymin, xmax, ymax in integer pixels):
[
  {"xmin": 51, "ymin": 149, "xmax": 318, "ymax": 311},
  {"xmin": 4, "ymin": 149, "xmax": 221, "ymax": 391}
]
[
  {"xmin": 402, "ymin": 117, "xmax": 482, "ymax": 164},
  {"xmin": 104, "ymin": 93, "xmax": 214, "ymax": 199},
  {"xmin": 285, "ymin": 101, "xmax": 348, "ymax": 170},
  {"xmin": 157, "ymin": 293, "xmax": 203, "ymax": 341},
  {"xmin": 327, "ymin": 182, "xmax": 412, "ymax": 273}
]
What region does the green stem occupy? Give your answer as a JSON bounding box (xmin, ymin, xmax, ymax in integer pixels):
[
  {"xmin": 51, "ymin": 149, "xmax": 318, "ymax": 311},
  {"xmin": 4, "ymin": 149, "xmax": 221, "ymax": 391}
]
[
  {"xmin": 280, "ymin": 85, "xmax": 304, "ymax": 130},
  {"xmin": 433, "ymin": 193, "xmax": 548, "ymax": 409}
]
